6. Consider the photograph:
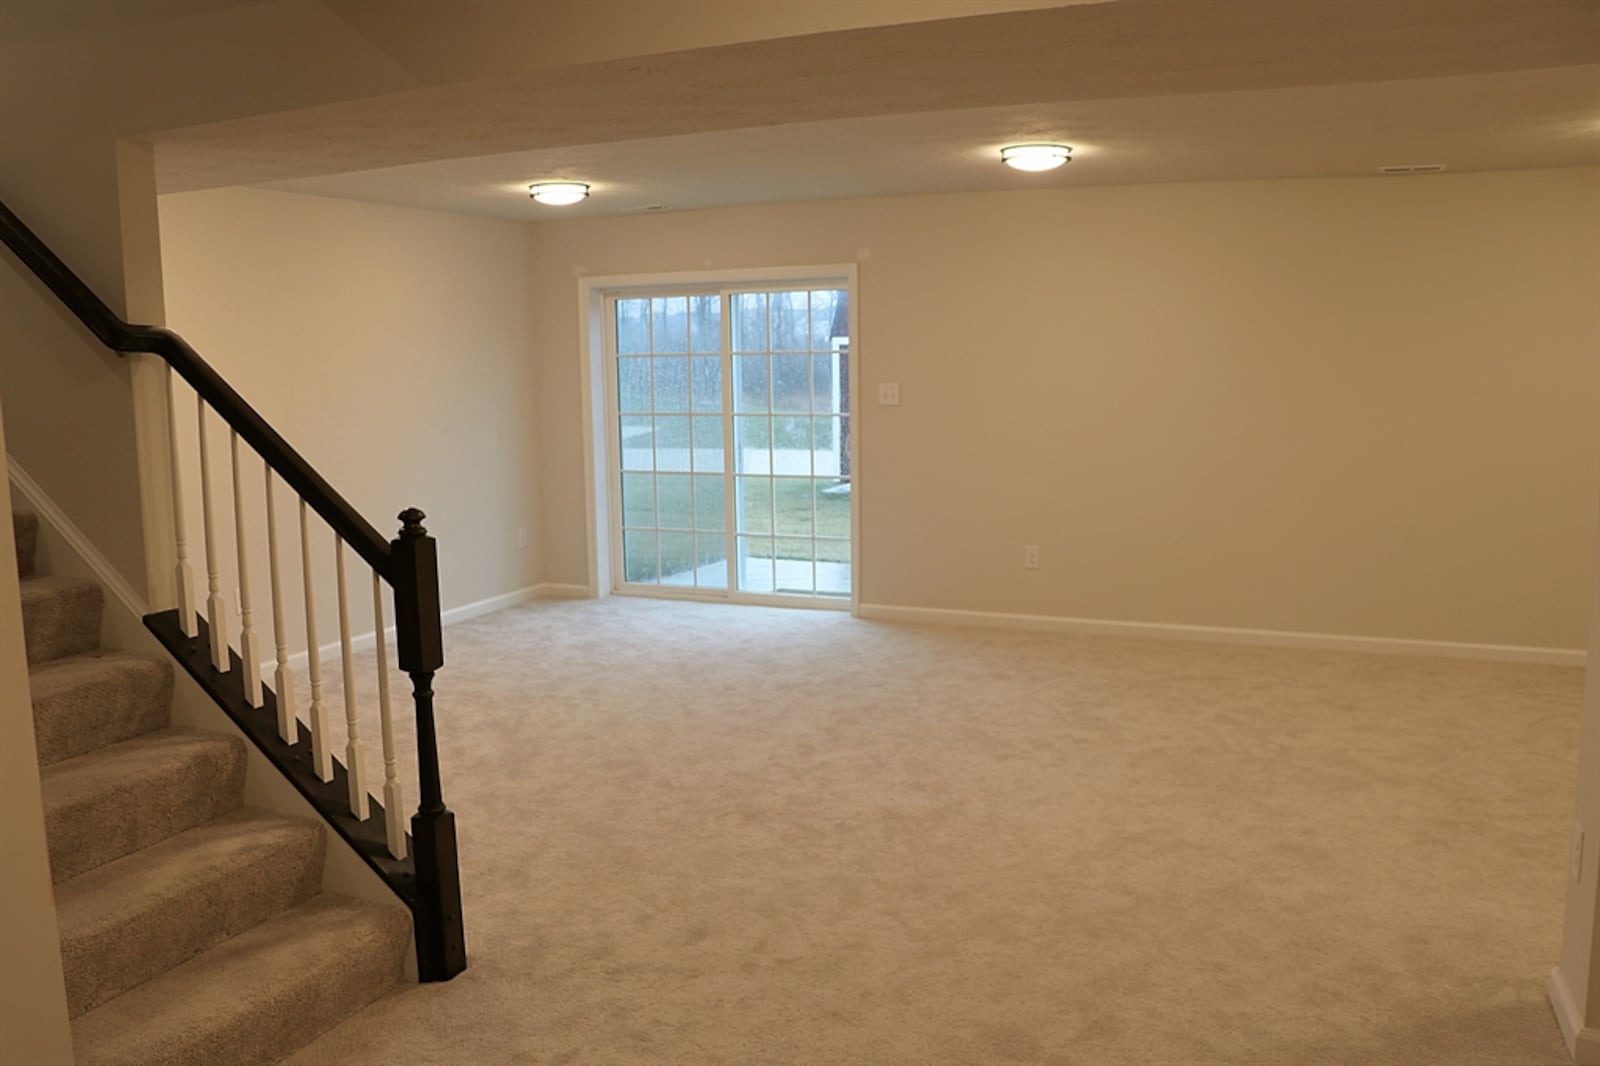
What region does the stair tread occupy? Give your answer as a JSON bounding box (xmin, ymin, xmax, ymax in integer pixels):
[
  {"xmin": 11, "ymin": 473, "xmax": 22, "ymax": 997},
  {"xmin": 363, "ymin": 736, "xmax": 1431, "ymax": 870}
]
[
  {"xmin": 19, "ymin": 572, "xmax": 101, "ymax": 601},
  {"xmin": 42, "ymin": 728, "xmax": 247, "ymax": 882},
  {"xmin": 30, "ymin": 651, "xmax": 173, "ymax": 766},
  {"xmin": 29, "ymin": 648, "xmax": 169, "ymax": 690},
  {"xmin": 72, "ymin": 895, "xmax": 411, "ymax": 1066},
  {"xmin": 20, "ymin": 573, "xmax": 103, "ymax": 664},
  {"xmin": 41, "ymin": 728, "xmax": 243, "ymax": 809},
  {"xmin": 57, "ymin": 809, "xmax": 326, "ymax": 1018},
  {"xmin": 57, "ymin": 808, "xmax": 323, "ymax": 939}
]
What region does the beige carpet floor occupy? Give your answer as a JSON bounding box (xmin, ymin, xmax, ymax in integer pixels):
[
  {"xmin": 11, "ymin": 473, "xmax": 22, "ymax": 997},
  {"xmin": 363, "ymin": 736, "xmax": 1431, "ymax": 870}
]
[{"xmin": 286, "ymin": 597, "xmax": 1585, "ymax": 1066}]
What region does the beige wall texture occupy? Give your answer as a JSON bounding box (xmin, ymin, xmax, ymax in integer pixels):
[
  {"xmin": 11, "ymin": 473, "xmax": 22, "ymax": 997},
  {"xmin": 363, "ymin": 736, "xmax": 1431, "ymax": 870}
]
[
  {"xmin": 0, "ymin": 0, "xmax": 420, "ymax": 602},
  {"xmin": 0, "ymin": 0, "xmax": 1010, "ymax": 625},
  {"xmin": 0, "ymin": 260, "xmax": 148, "ymax": 589},
  {"xmin": 0, "ymin": 0, "xmax": 1076, "ymax": 654},
  {"xmin": 0, "ymin": 407, "xmax": 74, "ymax": 1064},
  {"xmin": 157, "ymin": 187, "xmax": 540, "ymax": 648},
  {"xmin": 0, "ymin": 1, "xmax": 416, "ymax": 300},
  {"xmin": 1555, "ymin": 547, "xmax": 1600, "ymax": 1058},
  {"xmin": 529, "ymin": 168, "xmax": 1599, "ymax": 650}
]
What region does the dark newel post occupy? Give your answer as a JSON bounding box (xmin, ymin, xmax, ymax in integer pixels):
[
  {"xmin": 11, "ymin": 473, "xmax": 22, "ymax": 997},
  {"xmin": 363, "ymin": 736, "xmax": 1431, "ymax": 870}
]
[{"xmin": 391, "ymin": 508, "xmax": 466, "ymax": 982}]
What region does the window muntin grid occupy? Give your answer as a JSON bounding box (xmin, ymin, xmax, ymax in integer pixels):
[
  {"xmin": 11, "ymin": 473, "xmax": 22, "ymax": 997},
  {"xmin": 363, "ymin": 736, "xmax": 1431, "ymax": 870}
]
[{"xmin": 610, "ymin": 286, "xmax": 850, "ymax": 599}]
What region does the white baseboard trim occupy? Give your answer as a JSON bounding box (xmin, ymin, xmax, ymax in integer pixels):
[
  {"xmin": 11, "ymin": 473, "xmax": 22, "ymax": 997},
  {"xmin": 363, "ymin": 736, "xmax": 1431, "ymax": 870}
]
[
  {"xmin": 8, "ymin": 458, "xmax": 149, "ymax": 620},
  {"xmin": 531, "ymin": 582, "xmax": 593, "ymax": 600},
  {"xmin": 10, "ymin": 460, "xmax": 559, "ymax": 678},
  {"xmin": 856, "ymin": 603, "xmax": 1586, "ymax": 667},
  {"xmin": 272, "ymin": 584, "xmax": 564, "ymax": 674},
  {"xmin": 1550, "ymin": 967, "xmax": 1600, "ymax": 1065},
  {"xmin": 280, "ymin": 630, "xmax": 388, "ymax": 676},
  {"xmin": 12, "ymin": 474, "xmax": 1572, "ymax": 673},
  {"xmin": 442, "ymin": 585, "xmax": 542, "ymax": 625}
]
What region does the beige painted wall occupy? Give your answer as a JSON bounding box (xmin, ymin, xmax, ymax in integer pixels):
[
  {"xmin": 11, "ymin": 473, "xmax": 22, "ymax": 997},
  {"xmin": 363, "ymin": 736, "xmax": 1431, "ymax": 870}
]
[
  {"xmin": 529, "ymin": 168, "xmax": 1599, "ymax": 650},
  {"xmin": 1555, "ymin": 545, "xmax": 1600, "ymax": 1059},
  {"xmin": 0, "ymin": 1, "xmax": 416, "ymax": 300},
  {"xmin": 0, "ymin": 407, "xmax": 74, "ymax": 1065},
  {"xmin": 0, "ymin": 0, "xmax": 418, "ymax": 602},
  {"xmin": 0, "ymin": 0, "xmax": 1073, "ymax": 604},
  {"xmin": 157, "ymin": 187, "xmax": 540, "ymax": 648},
  {"xmin": 0, "ymin": 259, "xmax": 148, "ymax": 589}
]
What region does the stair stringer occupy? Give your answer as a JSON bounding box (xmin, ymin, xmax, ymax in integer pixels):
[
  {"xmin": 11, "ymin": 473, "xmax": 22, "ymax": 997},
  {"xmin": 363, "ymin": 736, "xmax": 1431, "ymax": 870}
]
[{"xmin": 7, "ymin": 464, "xmax": 418, "ymax": 980}]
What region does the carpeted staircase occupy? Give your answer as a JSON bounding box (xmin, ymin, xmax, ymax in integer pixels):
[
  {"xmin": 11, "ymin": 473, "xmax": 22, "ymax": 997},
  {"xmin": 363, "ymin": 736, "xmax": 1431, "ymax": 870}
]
[{"xmin": 14, "ymin": 507, "xmax": 411, "ymax": 1066}]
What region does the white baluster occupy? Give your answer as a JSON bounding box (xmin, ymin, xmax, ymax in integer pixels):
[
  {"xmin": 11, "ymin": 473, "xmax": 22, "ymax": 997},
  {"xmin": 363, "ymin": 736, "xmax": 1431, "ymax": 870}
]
[
  {"xmin": 336, "ymin": 537, "xmax": 370, "ymax": 820},
  {"xmin": 300, "ymin": 501, "xmax": 333, "ymax": 781},
  {"xmin": 165, "ymin": 369, "xmax": 197, "ymax": 637},
  {"xmin": 372, "ymin": 571, "xmax": 405, "ymax": 858},
  {"xmin": 196, "ymin": 398, "xmax": 230, "ymax": 670},
  {"xmin": 265, "ymin": 470, "xmax": 298, "ymax": 743},
  {"xmin": 230, "ymin": 432, "xmax": 262, "ymax": 706}
]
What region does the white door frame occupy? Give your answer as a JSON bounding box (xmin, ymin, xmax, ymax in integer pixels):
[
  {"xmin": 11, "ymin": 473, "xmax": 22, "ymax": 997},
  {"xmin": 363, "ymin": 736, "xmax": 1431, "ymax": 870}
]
[{"xmin": 576, "ymin": 264, "xmax": 861, "ymax": 614}]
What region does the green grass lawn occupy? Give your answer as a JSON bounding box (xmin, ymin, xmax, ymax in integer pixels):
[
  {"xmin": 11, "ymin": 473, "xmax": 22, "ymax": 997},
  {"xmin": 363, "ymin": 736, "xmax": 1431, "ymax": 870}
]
[
  {"xmin": 739, "ymin": 479, "xmax": 851, "ymax": 562},
  {"xmin": 622, "ymin": 474, "xmax": 850, "ymax": 580}
]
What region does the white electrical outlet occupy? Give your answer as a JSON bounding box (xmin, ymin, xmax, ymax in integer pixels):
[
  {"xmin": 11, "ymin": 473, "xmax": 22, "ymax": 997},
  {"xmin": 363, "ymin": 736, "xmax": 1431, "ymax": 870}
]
[
  {"xmin": 517, "ymin": 526, "xmax": 528, "ymax": 549},
  {"xmin": 1023, "ymin": 545, "xmax": 1040, "ymax": 569},
  {"xmin": 1573, "ymin": 823, "xmax": 1586, "ymax": 882}
]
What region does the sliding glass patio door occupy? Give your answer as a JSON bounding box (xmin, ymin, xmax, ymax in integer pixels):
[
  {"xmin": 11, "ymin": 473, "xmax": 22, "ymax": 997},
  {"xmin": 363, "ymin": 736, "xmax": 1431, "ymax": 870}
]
[{"xmin": 607, "ymin": 284, "xmax": 851, "ymax": 603}]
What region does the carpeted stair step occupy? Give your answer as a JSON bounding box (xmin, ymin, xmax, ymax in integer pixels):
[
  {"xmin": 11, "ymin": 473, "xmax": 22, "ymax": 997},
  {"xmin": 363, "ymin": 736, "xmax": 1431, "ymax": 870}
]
[
  {"xmin": 21, "ymin": 574, "xmax": 103, "ymax": 665},
  {"xmin": 71, "ymin": 894, "xmax": 412, "ymax": 1066},
  {"xmin": 57, "ymin": 810, "xmax": 327, "ymax": 1018},
  {"xmin": 42, "ymin": 728, "xmax": 247, "ymax": 883},
  {"xmin": 31, "ymin": 652, "xmax": 173, "ymax": 767},
  {"xmin": 14, "ymin": 508, "xmax": 39, "ymax": 578}
]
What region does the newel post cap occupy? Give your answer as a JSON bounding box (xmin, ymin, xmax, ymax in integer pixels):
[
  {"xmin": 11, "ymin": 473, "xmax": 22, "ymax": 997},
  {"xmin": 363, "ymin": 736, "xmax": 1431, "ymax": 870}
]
[{"xmin": 398, "ymin": 508, "xmax": 428, "ymax": 537}]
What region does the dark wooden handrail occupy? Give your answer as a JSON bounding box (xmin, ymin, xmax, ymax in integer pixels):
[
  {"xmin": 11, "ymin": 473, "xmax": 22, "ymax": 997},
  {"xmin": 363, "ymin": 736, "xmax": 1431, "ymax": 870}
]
[
  {"xmin": 0, "ymin": 198, "xmax": 391, "ymax": 576},
  {"xmin": 2, "ymin": 195, "xmax": 464, "ymax": 982}
]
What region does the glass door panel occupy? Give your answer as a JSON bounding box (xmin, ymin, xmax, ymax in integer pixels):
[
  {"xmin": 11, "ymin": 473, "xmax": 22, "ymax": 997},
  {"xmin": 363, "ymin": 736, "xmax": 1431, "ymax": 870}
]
[
  {"xmin": 613, "ymin": 296, "xmax": 728, "ymax": 590},
  {"xmin": 728, "ymin": 288, "xmax": 850, "ymax": 599},
  {"xmin": 611, "ymin": 285, "xmax": 850, "ymax": 601}
]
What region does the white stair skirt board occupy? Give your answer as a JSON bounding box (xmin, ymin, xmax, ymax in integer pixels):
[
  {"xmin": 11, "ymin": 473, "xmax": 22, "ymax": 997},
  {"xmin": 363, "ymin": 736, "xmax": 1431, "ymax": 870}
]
[
  {"xmin": 9, "ymin": 460, "xmax": 149, "ymax": 621},
  {"xmin": 856, "ymin": 603, "xmax": 1586, "ymax": 667},
  {"xmin": 1550, "ymin": 968, "xmax": 1600, "ymax": 1066}
]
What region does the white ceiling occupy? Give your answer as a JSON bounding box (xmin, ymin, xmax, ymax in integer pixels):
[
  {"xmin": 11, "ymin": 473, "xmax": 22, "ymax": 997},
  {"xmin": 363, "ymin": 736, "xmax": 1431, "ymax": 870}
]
[
  {"xmin": 148, "ymin": 0, "xmax": 1600, "ymax": 218},
  {"xmin": 261, "ymin": 68, "xmax": 1600, "ymax": 220},
  {"xmin": 319, "ymin": 0, "xmax": 1105, "ymax": 86}
]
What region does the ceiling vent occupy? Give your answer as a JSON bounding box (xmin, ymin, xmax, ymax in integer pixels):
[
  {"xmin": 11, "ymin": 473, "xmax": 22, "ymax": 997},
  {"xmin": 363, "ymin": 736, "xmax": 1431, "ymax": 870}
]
[{"xmin": 1379, "ymin": 164, "xmax": 1448, "ymax": 175}]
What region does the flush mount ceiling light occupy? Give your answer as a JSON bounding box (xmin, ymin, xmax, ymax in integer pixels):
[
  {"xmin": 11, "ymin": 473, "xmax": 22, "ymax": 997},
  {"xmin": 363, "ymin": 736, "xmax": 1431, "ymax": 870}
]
[
  {"xmin": 529, "ymin": 181, "xmax": 590, "ymax": 206},
  {"xmin": 1000, "ymin": 144, "xmax": 1072, "ymax": 172}
]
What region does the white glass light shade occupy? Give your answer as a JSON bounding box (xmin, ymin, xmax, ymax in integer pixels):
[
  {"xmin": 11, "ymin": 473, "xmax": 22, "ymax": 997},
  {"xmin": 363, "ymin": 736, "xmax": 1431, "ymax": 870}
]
[
  {"xmin": 529, "ymin": 182, "xmax": 590, "ymax": 206},
  {"xmin": 1000, "ymin": 144, "xmax": 1071, "ymax": 172}
]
